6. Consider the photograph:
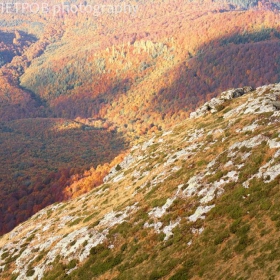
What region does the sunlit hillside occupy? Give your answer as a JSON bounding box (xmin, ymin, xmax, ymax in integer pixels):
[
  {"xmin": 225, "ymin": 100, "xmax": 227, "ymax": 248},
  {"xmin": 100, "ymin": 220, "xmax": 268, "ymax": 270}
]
[
  {"xmin": 1, "ymin": 83, "xmax": 280, "ymax": 279},
  {"xmin": 0, "ymin": 0, "xmax": 280, "ymax": 234}
]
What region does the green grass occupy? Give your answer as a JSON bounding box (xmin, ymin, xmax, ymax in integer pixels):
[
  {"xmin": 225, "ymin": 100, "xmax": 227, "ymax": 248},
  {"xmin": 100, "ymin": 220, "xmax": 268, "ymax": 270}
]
[
  {"xmin": 83, "ymin": 212, "xmax": 97, "ymax": 223},
  {"xmin": 151, "ymin": 197, "xmax": 167, "ymax": 208},
  {"xmin": 68, "ymin": 218, "xmax": 83, "ymax": 227}
]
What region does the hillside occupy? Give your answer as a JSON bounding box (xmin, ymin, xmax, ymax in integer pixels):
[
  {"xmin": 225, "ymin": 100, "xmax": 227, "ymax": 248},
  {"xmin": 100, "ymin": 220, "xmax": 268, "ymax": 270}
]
[
  {"xmin": 0, "ymin": 0, "xmax": 280, "ymax": 234},
  {"xmin": 0, "ymin": 83, "xmax": 280, "ymax": 279}
]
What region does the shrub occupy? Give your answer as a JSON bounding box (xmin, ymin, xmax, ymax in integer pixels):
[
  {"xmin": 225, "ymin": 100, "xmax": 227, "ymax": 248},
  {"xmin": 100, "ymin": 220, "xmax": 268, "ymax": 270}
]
[
  {"xmin": 121, "ymin": 243, "xmax": 127, "ymax": 252},
  {"xmin": 11, "ymin": 273, "xmax": 20, "ymax": 280},
  {"xmin": 1, "ymin": 251, "xmax": 9, "ymax": 260},
  {"xmin": 230, "ymin": 219, "xmax": 242, "ymax": 234},
  {"xmin": 169, "ymin": 267, "xmax": 190, "ymax": 280},
  {"xmin": 90, "ymin": 244, "xmax": 107, "ymax": 255},
  {"xmin": 115, "ymin": 164, "xmax": 122, "ymax": 171},
  {"xmin": 26, "ymin": 268, "xmax": 35, "ymax": 277}
]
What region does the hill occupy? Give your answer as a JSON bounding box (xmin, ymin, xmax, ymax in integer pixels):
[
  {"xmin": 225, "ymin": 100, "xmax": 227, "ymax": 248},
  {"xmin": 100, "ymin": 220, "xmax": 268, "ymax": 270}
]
[
  {"xmin": 0, "ymin": 83, "xmax": 280, "ymax": 279},
  {"xmin": 1, "ymin": 0, "xmax": 280, "ymax": 233}
]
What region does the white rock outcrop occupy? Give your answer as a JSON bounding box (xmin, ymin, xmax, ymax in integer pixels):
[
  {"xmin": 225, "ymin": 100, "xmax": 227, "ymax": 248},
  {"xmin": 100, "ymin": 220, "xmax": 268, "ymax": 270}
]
[{"xmin": 190, "ymin": 87, "xmax": 254, "ymax": 119}]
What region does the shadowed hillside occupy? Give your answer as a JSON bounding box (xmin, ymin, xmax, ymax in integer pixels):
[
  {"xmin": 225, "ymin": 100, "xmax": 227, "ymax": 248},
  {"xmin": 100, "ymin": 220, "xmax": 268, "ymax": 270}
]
[{"xmin": 0, "ymin": 118, "xmax": 128, "ymax": 234}]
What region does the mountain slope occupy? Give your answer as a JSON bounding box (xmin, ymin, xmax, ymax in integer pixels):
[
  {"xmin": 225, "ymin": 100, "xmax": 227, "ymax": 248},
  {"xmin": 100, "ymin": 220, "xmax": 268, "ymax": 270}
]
[
  {"xmin": 1, "ymin": 0, "xmax": 280, "ymax": 235},
  {"xmin": 0, "ymin": 83, "xmax": 280, "ymax": 279}
]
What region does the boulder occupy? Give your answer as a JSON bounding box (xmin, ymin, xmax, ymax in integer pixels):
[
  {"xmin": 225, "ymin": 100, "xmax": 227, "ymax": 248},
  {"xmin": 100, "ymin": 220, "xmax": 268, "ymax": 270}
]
[
  {"xmin": 207, "ymin": 97, "xmax": 224, "ymax": 113},
  {"xmin": 190, "ymin": 86, "xmax": 254, "ymax": 119},
  {"xmin": 220, "ymin": 86, "xmax": 254, "ymax": 100},
  {"xmin": 272, "ymin": 101, "xmax": 280, "ymax": 110}
]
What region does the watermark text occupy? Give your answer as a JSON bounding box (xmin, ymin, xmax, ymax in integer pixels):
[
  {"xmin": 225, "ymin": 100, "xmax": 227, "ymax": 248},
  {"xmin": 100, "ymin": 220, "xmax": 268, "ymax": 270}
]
[{"xmin": 0, "ymin": 2, "xmax": 139, "ymax": 16}]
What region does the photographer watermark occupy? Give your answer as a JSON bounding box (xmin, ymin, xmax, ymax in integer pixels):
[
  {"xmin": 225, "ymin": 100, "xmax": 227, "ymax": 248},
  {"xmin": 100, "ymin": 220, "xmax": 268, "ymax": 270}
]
[{"xmin": 0, "ymin": 2, "xmax": 139, "ymax": 16}]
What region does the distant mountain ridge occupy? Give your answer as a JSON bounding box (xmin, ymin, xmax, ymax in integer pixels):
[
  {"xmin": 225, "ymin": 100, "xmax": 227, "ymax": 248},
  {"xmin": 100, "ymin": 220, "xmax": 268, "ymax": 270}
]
[{"xmin": 215, "ymin": 0, "xmax": 280, "ymax": 10}]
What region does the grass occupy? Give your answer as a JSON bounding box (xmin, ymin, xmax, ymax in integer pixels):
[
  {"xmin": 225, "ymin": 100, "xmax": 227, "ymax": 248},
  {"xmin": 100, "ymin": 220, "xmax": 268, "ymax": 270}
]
[
  {"xmin": 3, "ymin": 88, "xmax": 280, "ymax": 280},
  {"xmin": 109, "ymin": 222, "xmax": 131, "ymax": 238},
  {"xmin": 26, "ymin": 233, "xmax": 35, "ymax": 242},
  {"xmin": 66, "ymin": 259, "xmax": 77, "ymax": 269},
  {"xmin": 68, "ymin": 218, "xmax": 83, "ymax": 227},
  {"xmin": 83, "ymin": 212, "xmax": 97, "ymax": 223},
  {"xmin": 151, "ymin": 197, "xmax": 167, "ymax": 208}
]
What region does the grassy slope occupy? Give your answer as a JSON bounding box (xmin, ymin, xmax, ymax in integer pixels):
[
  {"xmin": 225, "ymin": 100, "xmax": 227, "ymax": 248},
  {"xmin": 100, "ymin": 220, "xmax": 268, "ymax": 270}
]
[{"xmin": 0, "ymin": 84, "xmax": 279, "ymax": 279}]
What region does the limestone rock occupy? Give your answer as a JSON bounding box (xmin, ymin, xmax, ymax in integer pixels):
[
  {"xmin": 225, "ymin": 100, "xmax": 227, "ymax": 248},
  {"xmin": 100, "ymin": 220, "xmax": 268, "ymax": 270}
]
[
  {"xmin": 220, "ymin": 86, "xmax": 254, "ymax": 100},
  {"xmin": 190, "ymin": 86, "xmax": 254, "ymax": 119}
]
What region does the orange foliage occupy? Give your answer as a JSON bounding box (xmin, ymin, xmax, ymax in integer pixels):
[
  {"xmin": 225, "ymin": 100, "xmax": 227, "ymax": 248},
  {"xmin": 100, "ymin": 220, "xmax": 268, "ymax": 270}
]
[{"xmin": 63, "ymin": 153, "xmax": 125, "ymax": 198}]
